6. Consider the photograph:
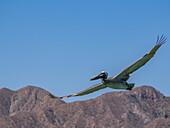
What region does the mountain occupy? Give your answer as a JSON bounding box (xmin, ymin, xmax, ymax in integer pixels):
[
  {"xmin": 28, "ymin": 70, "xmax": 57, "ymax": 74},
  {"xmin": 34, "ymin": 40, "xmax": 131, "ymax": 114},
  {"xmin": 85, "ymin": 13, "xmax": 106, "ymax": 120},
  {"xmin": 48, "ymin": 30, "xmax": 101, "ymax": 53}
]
[{"xmin": 0, "ymin": 85, "xmax": 169, "ymax": 128}]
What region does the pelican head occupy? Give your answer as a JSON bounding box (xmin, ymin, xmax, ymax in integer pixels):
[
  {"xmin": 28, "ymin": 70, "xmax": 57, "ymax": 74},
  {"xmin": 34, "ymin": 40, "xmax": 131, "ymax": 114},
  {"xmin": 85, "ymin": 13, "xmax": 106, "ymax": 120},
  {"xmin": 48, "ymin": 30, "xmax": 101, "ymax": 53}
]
[{"xmin": 90, "ymin": 71, "xmax": 108, "ymax": 81}]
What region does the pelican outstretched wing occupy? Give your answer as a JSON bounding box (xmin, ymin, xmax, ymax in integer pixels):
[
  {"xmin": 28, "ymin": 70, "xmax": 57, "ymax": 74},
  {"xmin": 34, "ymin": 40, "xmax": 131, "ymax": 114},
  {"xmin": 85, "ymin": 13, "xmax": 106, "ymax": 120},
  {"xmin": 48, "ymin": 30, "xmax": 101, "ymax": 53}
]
[
  {"xmin": 114, "ymin": 35, "xmax": 167, "ymax": 81},
  {"xmin": 49, "ymin": 83, "xmax": 107, "ymax": 99}
]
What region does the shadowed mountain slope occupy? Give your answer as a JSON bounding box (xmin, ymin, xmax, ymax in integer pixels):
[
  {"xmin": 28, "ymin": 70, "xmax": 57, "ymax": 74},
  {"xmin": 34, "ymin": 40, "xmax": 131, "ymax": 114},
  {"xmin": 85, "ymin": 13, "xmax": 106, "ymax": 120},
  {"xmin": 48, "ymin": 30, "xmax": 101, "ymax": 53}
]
[{"xmin": 0, "ymin": 85, "xmax": 169, "ymax": 128}]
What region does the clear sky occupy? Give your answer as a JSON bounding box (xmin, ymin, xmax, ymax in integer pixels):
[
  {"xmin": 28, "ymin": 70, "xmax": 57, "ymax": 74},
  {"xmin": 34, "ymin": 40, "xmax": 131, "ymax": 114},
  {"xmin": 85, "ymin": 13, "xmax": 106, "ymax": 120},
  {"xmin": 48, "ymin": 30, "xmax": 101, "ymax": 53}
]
[{"xmin": 0, "ymin": 0, "xmax": 170, "ymax": 102}]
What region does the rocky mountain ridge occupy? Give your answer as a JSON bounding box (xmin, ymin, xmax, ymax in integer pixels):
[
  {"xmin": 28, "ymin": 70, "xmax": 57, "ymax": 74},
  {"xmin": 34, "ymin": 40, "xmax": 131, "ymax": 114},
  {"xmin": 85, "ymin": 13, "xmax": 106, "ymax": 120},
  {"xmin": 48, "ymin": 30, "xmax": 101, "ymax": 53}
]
[{"xmin": 0, "ymin": 85, "xmax": 169, "ymax": 128}]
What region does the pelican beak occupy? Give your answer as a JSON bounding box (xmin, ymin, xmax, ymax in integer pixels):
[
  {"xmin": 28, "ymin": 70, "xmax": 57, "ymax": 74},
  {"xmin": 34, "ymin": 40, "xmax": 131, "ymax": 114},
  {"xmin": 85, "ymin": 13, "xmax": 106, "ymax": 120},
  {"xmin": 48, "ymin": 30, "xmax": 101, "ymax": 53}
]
[{"xmin": 90, "ymin": 73, "xmax": 103, "ymax": 81}]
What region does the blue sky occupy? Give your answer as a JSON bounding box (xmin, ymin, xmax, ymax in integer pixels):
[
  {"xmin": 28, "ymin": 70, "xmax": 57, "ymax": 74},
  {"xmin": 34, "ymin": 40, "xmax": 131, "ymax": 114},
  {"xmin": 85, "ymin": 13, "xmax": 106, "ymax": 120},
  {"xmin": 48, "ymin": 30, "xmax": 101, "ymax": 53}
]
[{"xmin": 0, "ymin": 0, "xmax": 170, "ymax": 102}]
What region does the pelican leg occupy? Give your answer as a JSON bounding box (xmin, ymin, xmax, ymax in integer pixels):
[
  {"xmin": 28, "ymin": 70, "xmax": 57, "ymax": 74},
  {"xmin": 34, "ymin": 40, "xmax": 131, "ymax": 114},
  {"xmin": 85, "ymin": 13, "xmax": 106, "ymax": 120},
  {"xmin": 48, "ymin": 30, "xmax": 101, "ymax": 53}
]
[{"xmin": 126, "ymin": 83, "xmax": 135, "ymax": 90}]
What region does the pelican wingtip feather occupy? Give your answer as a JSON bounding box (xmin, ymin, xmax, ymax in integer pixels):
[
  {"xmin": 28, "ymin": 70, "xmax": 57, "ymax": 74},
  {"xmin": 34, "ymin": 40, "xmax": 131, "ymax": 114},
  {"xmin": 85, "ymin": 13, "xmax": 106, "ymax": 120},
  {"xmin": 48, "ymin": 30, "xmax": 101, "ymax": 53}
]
[
  {"xmin": 156, "ymin": 35, "xmax": 167, "ymax": 46},
  {"xmin": 48, "ymin": 92, "xmax": 61, "ymax": 99}
]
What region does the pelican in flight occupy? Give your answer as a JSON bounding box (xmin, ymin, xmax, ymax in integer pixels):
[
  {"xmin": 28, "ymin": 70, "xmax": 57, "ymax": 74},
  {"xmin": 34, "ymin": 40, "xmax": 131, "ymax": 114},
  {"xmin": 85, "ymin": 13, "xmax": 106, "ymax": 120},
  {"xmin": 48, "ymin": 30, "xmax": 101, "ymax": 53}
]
[{"xmin": 49, "ymin": 35, "xmax": 167, "ymax": 99}]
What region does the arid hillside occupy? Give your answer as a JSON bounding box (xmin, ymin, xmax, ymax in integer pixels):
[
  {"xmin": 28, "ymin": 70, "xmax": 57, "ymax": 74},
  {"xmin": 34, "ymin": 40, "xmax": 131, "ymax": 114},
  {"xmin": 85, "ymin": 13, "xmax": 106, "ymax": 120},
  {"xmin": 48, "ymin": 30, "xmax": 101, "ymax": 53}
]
[{"xmin": 0, "ymin": 85, "xmax": 169, "ymax": 128}]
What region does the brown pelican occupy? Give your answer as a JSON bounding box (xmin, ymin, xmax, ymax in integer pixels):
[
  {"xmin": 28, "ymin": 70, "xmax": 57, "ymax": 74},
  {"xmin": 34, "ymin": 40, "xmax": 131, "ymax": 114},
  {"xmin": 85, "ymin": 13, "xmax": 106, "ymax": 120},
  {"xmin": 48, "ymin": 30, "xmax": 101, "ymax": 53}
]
[{"xmin": 49, "ymin": 35, "xmax": 167, "ymax": 99}]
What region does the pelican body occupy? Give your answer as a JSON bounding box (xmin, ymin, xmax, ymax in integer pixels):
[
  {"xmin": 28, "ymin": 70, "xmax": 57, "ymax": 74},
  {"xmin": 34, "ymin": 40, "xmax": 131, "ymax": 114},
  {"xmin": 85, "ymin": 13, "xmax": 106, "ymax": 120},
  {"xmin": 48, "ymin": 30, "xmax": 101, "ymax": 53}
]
[
  {"xmin": 90, "ymin": 71, "xmax": 134, "ymax": 91},
  {"xmin": 48, "ymin": 35, "xmax": 167, "ymax": 99}
]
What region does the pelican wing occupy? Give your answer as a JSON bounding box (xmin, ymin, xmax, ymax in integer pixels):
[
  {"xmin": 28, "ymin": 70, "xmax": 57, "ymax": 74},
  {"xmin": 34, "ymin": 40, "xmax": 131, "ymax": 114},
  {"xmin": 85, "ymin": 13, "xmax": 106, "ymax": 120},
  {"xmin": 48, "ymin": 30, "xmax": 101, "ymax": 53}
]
[
  {"xmin": 49, "ymin": 83, "xmax": 107, "ymax": 99},
  {"xmin": 114, "ymin": 35, "xmax": 167, "ymax": 81}
]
